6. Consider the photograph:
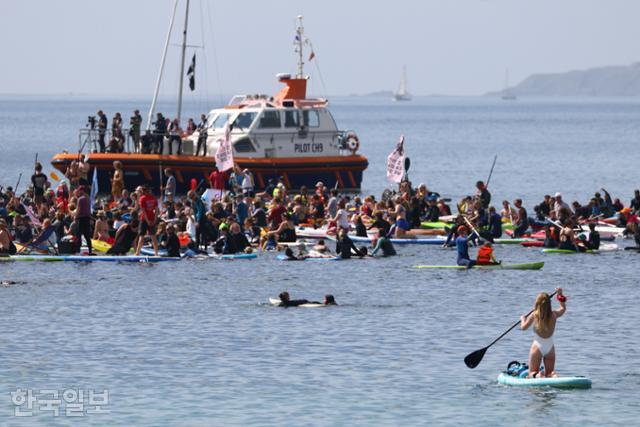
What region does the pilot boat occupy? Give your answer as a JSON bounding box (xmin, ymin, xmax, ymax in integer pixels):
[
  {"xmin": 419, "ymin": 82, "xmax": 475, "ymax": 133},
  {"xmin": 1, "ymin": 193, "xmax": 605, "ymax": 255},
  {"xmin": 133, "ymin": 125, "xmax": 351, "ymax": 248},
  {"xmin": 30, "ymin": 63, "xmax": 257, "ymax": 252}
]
[{"xmin": 51, "ymin": 9, "xmax": 367, "ymax": 194}]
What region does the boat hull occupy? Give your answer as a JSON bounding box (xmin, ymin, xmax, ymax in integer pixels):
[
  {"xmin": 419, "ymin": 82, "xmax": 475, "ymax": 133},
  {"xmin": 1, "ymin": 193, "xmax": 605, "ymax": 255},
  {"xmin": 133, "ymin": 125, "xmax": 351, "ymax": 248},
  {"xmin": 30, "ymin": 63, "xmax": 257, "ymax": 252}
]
[{"xmin": 51, "ymin": 153, "xmax": 368, "ymax": 194}]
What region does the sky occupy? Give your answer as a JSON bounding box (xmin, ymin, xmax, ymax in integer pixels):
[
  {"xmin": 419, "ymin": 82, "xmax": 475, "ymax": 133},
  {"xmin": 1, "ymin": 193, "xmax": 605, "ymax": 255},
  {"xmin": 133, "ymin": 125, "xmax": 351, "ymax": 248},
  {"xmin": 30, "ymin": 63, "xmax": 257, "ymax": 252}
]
[{"xmin": 1, "ymin": 0, "xmax": 640, "ymax": 97}]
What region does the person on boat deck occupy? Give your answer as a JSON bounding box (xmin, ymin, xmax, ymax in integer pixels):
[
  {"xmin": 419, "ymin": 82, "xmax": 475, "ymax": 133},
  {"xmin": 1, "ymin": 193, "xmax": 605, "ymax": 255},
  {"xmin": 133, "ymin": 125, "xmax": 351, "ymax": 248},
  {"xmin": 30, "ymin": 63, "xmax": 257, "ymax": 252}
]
[
  {"xmin": 587, "ymin": 222, "xmax": 600, "ymax": 250},
  {"xmin": 153, "ymin": 112, "xmax": 167, "ymax": 154},
  {"xmin": 455, "ymin": 226, "xmax": 476, "ymax": 268},
  {"xmin": 520, "ymin": 288, "xmax": 567, "ymax": 378},
  {"xmin": 476, "ymin": 180, "xmax": 491, "ymax": 209},
  {"xmin": 512, "ymin": 199, "xmax": 530, "ymax": 238},
  {"xmin": 371, "ymin": 227, "xmax": 396, "ymax": 257},
  {"xmin": 195, "ymin": 113, "xmax": 208, "ymax": 156},
  {"xmin": 336, "ymin": 228, "xmax": 366, "ymax": 259},
  {"xmin": 476, "ymin": 241, "xmax": 499, "ymax": 265},
  {"xmin": 97, "ymin": 110, "xmax": 108, "ymax": 153},
  {"xmin": 167, "ymin": 119, "xmax": 182, "ymax": 155},
  {"xmin": 141, "ymin": 130, "xmax": 154, "ymax": 154},
  {"xmin": 129, "ymin": 109, "xmax": 142, "ymax": 152}
]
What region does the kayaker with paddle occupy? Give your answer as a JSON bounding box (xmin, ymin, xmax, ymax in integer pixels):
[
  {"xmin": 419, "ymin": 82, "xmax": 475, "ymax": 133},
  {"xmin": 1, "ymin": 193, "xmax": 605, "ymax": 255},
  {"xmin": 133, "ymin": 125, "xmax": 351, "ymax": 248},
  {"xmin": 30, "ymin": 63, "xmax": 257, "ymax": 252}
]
[
  {"xmin": 455, "ymin": 226, "xmax": 476, "ymax": 268},
  {"xmin": 520, "ymin": 288, "xmax": 567, "ymax": 378}
]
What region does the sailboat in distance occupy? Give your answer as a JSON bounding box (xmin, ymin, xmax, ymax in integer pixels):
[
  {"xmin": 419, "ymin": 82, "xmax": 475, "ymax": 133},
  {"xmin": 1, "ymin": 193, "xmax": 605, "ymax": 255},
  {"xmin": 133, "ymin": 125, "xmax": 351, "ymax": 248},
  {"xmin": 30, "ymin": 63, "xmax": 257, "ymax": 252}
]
[
  {"xmin": 502, "ymin": 68, "xmax": 517, "ymax": 100},
  {"xmin": 393, "ymin": 65, "xmax": 412, "ymax": 101}
]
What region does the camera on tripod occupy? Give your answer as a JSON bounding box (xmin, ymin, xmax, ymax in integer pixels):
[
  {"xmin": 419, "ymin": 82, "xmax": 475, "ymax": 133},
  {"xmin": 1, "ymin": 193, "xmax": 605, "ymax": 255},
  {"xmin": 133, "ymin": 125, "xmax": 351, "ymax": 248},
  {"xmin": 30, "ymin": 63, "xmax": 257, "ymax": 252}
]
[{"xmin": 87, "ymin": 116, "xmax": 97, "ymax": 129}]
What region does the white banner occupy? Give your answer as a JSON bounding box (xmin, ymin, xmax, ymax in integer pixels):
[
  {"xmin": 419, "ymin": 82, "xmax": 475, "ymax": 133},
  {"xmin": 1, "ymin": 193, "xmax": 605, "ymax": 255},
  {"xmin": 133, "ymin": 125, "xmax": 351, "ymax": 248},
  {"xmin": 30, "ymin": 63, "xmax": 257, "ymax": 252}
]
[
  {"xmin": 386, "ymin": 135, "xmax": 406, "ymax": 183},
  {"xmin": 214, "ymin": 122, "xmax": 234, "ymax": 172}
]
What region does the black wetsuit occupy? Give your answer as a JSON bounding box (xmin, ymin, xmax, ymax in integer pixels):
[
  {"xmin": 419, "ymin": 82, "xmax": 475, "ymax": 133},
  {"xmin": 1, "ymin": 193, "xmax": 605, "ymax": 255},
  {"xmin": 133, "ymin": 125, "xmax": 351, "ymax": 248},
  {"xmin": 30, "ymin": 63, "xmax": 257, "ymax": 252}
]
[
  {"xmin": 336, "ymin": 235, "xmax": 361, "ymax": 259},
  {"xmin": 279, "ymin": 227, "xmax": 296, "ymax": 243},
  {"xmin": 165, "ymin": 234, "xmax": 181, "ymax": 257},
  {"xmin": 225, "ymin": 232, "xmax": 249, "ymax": 254},
  {"xmin": 107, "ymin": 225, "xmax": 137, "ymax": 255},
  {"xmin": 355, "ymin": 222, "xmax": 368, "ymax": 237},
  {"xmin": 279, "ymin": 299, "xmax": 313, "ymax": 307},
  {"xmin": 587, "ymin": 231, "xmax": 600, "ymax": 250},
  {"xmin": 368, "ymin": 218, "xmax": 391, "ymax": 237}
]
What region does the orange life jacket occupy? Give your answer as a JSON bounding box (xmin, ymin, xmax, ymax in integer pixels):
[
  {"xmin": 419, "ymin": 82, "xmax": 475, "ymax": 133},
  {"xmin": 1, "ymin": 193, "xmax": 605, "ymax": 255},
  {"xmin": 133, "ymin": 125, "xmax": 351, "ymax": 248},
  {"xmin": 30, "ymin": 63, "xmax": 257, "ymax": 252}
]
[{"xmin": 477, "ymin": 246, "xmax": 493, "ymax": 264}]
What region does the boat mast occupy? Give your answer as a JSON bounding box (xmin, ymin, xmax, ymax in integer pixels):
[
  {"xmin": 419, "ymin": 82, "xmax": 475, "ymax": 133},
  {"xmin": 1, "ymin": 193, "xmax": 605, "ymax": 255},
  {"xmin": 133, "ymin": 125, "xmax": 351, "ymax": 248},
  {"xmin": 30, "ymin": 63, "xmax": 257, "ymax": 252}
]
[
  {"xmin": 176, "ymin": 0, "xmax": 190, "ymax": 124},
  {"xmin": 147, "ymin": 0, "xmax": 179, "ymax": 132},
  {"xmin": 295, "ymin": 15, "xmax": 305, "ymax": 78}
]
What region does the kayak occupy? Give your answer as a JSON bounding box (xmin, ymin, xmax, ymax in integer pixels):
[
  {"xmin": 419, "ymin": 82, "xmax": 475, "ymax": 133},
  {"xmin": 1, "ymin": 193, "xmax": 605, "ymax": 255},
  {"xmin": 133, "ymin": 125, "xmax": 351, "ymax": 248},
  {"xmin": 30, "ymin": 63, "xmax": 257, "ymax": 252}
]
[
  {"xmin": 493, "ymin": 238, "xmax": 537, "ymax": 245},
  {"xmin": 276, "ymin": 254, "xmax": 340, "ymax": 261},
  {"xmin": 0, "ymin": 255, "xmax": 180, "ymax": 262},
  {"xmin": 542, "ymin": 243, "xmax": 619, "ymax": 254},
  {"xmin": 497, "ymin": 373, "xmax": 591, "ymax": 389},
  {"xmin": 521, "ymin": 241, "xmax": 544, "ymax": 247},
  {"xmin": 414, "ymin": 262, "xmax": 544, "ymax": 270},
  {"xmin": 268, "ymin": 297, "xmax": 326, "ymax": 307}
]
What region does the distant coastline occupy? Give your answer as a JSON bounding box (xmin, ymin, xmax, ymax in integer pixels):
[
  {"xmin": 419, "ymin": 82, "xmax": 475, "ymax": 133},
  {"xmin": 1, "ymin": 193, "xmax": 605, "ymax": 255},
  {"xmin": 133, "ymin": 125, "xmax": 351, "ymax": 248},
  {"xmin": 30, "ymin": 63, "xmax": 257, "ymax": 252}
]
[{"xmin": 487, "ymin": 62, "xmax": 640, "ymax": 97}]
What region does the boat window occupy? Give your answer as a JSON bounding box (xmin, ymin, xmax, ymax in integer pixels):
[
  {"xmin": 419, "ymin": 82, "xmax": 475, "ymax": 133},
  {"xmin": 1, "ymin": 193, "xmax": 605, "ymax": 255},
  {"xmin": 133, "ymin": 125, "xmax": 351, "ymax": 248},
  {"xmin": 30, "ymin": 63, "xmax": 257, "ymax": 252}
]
[
  {"xmin": 234, "ymin": 137, "xmax": 256, "ymax": 153},
  {"xmin": 284, "ymin": 110, "xmax": 299, "ymax": 128},
  {"xmin": 303, "ymin": 110, "xmax": 320, "ymax": 127},
  {"xmin": 258, "ymin": 110, "xmax": 281, "ymax": 128},
  {"xmin": 212, "ymin": 112, "xmax": 232, "ymax": 129},
  {"xmin": 233, "ymin": 112, "xmax": 257, "ymax": 129}
]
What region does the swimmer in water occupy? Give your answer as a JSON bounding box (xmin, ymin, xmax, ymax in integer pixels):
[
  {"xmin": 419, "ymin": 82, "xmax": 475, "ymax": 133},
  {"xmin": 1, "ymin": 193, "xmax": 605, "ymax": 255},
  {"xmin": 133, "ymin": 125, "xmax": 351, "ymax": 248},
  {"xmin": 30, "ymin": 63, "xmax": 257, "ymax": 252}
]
[{"xmin": 276, "ymin": 292, "xmax": 337, "ymax": 307}]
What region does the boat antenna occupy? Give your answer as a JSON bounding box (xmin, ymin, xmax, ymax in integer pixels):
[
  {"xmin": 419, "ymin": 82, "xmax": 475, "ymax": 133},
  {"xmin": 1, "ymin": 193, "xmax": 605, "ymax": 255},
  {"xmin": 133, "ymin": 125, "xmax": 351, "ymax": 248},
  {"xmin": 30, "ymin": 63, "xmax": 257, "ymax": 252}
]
[
  {"xmin": 176, "ymin": 0, "xmax": 190, "ymax": 124},
  {"xmin": 147, "ymin": 0, "xmax": 180, "ymax": 131},
  {"xmin": 295, "ymin": 15, "xmax": 305, "ymax": 78}
]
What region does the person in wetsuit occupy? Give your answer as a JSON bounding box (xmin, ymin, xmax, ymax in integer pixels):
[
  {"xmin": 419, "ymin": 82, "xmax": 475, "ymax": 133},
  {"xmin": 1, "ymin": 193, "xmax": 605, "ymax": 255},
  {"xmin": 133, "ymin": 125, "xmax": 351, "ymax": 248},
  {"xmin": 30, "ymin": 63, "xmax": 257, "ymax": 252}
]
[
  {"xmin": 587, "ymin": 222, "xmax": 600, "ymax": 250},
  {"xmin": 456, "ymin": 226, "xmax": 476, "ymax": 268},
  {"xmin": 164, "ymin": 224, "xmax": 181, "ymax": 257},
  {"xmin": 371, "ymin": 228, "xmax": 396, "ymax": 257},
  {"xmin": 276, "ymin": 292, "xmax": 337, "ymax": 307},
  {"xmin": 107, "ymin": 220, "xmax": 139, "ymax": 255},
  {"xmin": 335, "ymin": 229, "xmax": 366, "ymax": 259}
]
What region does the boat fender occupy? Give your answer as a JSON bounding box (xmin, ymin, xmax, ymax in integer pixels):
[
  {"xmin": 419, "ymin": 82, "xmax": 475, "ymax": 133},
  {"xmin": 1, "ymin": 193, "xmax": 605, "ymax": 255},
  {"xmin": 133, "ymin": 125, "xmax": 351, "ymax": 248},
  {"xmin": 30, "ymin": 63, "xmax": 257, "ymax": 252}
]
[{"xmin": 346, "ymin": 132, "xmax": 360, "ymax": 154}]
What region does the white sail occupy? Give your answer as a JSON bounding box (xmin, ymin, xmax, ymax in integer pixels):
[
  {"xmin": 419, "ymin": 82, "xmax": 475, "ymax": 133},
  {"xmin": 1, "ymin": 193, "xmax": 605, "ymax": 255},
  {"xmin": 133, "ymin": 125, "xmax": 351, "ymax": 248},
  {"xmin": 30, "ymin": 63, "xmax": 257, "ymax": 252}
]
[{"xmin": 393, "ymin": 65, "xmax": 412, "ymax": 101}]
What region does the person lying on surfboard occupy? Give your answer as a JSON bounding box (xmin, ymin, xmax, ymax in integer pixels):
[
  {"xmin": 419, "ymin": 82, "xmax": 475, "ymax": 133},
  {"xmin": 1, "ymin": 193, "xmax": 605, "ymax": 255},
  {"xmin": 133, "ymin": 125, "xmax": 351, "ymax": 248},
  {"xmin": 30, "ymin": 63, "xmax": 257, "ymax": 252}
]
[
  {"xmin": 276, "ymin": 292, "xmax": 337, "ymax": 307},
  {"xmin": 519, "ymin": 288, "xmax": 567, "ymax": 378}
]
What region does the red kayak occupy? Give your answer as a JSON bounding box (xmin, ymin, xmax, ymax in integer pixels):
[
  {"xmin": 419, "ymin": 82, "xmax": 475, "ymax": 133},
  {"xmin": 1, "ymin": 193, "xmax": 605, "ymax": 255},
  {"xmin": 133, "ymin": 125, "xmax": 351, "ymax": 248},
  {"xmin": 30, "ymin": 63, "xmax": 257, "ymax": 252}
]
[{"xmin": 521, "ymin": 240, "xmax": 544, "ymax": 247}]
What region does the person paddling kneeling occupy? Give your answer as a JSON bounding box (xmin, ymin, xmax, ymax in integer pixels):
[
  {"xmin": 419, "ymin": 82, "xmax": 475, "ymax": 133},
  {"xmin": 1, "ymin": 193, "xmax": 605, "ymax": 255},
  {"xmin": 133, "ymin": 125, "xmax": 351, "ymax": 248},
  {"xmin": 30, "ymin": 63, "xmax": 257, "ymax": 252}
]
[{"xmin": 519, "ymin": 288, "xmax": 567, "ymax": 378}]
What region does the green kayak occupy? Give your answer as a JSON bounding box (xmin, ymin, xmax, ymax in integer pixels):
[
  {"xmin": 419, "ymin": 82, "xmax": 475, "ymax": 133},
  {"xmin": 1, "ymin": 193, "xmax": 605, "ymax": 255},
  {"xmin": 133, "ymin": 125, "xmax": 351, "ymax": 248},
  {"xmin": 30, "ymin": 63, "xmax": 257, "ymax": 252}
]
[
  {"xmin": 420, "ymin": 221, "xmax": 452, "ymax": 229},
  {"xmin": 414, "ymin": 262, "xmax": 544, "ymax": 270},
  {"xmin": 542, "ymin": 249, "xmax": 596, "ymax": 254}
]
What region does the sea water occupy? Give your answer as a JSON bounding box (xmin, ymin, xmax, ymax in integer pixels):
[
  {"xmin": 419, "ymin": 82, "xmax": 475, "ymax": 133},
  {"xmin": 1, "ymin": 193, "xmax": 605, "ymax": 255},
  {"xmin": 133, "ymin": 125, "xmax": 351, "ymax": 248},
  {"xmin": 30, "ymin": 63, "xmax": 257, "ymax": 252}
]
[{"xmin": 0, "ymin": 96, "xmax": 638, "ymax": 425}]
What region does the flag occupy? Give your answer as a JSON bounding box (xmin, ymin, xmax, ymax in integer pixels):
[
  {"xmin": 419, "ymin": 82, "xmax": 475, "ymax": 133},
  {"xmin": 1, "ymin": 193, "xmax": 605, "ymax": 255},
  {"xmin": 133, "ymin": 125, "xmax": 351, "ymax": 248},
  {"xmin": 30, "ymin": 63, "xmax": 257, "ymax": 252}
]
[
  {"xmin": 22, "ymin": 203, "xmax": 42, "ymax": 228},
  {"xmin": 386, "ymin": 135, "xmax": 406, "ymax": 183},
  {"xmin": 214, "ymin": 122, "xmax": 234, "ymax": 172},
  {"xmin": 308, "ymin": 51, "xmax": 315, "ymax": 61},
  {"xmin": 187, "ymin": 53, "xmax": 196, "ymax": 91},
  {"xmin": 89, "ymin": 167, "xmax": 98, "ymax": 211}
]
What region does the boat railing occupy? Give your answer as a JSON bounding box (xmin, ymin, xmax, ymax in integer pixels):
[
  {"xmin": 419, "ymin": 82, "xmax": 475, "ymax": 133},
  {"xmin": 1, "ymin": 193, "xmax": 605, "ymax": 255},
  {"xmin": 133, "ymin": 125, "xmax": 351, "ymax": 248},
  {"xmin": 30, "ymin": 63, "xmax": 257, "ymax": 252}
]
[{"xmin": 78, "ymin": 128, "xmax": 145, "ymax": 154}]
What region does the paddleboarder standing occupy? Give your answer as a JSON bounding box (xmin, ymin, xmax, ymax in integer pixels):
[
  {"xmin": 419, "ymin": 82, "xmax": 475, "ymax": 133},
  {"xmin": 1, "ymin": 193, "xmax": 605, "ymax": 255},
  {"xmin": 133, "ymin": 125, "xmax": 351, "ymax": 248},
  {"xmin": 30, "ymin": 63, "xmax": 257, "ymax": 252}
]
[{"xmin": 520, "ymin": 288, "xmax": 567, "ymax": 378}]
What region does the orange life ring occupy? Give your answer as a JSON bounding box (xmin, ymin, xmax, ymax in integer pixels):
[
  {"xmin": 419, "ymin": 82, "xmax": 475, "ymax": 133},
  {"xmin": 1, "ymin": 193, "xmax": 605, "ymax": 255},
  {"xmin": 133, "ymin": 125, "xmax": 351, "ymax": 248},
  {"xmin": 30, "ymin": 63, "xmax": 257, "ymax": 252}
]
[{"xmin": 346, "ymin": 132, "xmax": 360, "ymax": 154}]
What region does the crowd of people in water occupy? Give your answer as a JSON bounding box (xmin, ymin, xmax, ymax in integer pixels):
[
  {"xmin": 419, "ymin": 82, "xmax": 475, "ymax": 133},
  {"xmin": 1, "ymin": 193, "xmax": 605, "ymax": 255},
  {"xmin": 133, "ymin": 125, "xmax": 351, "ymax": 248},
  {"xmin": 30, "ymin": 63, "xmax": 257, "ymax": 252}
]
[
  {"xmin": 91, "ymin": 109, "xmax": 209, "ymax": 156},
  {"xmin": 1, "ymin": 157, "xmax": 639, "ymax": 264}
]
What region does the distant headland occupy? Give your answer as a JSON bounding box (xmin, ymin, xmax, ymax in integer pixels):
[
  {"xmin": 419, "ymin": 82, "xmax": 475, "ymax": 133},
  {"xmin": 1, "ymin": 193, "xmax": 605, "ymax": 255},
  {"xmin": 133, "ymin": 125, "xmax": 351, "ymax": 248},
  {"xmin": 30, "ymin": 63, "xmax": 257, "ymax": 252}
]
[{"xmin": 488, "ymin": 62, "xmax": 640, "ymax": 97}]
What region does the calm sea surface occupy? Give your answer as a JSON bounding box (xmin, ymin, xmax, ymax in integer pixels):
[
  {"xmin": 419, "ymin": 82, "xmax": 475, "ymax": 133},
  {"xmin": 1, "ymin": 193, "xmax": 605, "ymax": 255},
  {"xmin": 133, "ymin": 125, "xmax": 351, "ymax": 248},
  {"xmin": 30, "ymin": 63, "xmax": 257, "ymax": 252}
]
[{"xmin": 0, "ymin": 96, "xmax": 639, "ymax": 426}]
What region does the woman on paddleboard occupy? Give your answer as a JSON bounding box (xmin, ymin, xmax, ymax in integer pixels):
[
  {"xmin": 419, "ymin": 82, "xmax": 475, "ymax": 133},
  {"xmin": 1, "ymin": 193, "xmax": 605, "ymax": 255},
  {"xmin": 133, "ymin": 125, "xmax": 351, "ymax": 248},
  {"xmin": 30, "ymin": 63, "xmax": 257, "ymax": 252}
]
[{"xmin": 520, "ymin": 288, "xmax": 567, "ymax": 378}]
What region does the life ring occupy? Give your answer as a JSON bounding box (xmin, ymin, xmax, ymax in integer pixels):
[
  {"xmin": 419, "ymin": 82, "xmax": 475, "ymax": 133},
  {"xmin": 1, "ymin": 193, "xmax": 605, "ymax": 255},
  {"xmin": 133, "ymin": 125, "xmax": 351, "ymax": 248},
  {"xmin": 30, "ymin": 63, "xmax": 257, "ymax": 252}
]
[{"xmin": 345, "ymin": 132, "xmax": 360, "ymax": 154}]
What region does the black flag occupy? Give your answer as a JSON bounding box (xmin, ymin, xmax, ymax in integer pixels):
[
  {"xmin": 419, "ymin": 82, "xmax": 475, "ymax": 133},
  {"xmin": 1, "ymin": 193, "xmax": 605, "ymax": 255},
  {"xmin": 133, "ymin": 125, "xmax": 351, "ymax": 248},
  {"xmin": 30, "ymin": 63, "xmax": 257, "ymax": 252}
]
[{"xmin": 187, "ymin": 53, "xmax": 196, "ymax": 91}]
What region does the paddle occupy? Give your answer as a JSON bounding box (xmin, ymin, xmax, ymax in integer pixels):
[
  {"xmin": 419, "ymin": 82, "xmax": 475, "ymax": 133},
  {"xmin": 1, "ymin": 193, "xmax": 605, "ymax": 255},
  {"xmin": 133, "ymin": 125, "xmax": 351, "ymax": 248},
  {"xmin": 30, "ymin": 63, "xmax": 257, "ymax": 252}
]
[
  {"xmin": 14, "ymin": 173, "xmax": 23, "ymax": 194},
  {"xmin": 485, "ymin": 155, "xmax": 497, "ymax": 188},
  {"xmin": 462, "ymin": 215, "xmax": 483, "ymax": 242},
  {"xmin": 464, "ymin": 290, "xmax": 558, "ymax": 369}
]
